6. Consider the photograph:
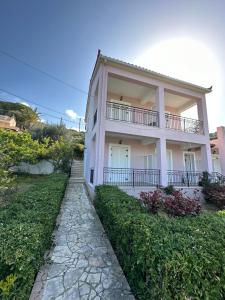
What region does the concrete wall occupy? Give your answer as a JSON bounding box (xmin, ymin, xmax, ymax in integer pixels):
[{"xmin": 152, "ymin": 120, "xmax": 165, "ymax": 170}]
[{"xmin": 11, "ymin": 160, "xmax": 54, "ymax": 175}]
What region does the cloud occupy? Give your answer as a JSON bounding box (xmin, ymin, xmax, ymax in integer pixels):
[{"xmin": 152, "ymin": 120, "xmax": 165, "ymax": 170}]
[
  {"xmin": 65, "ymin": 109, "xmax": 78, "ymax": 120},
  {"xmin": 65, "ymin": 109, "xmax": 85, "ymax": 121}
]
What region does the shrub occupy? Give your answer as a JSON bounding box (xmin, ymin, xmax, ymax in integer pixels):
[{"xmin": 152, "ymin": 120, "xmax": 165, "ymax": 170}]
[
  {"xmin": 0, "ymin": 173, "xmax": 68, "ymax": 299},
  {"xmin": 163, "ymin": 184, "xmax": 175, "ymax": 195},
  {"xmin": 163, "ymin": 190, "xmax": 202, "ymax": 217},
  {"xmin": 139, "ymin": 190, "xmax": 162, "ymax": 213},
  {"xmin": 203, "ymin": 184, "xmax": 225, "ymax": 209},
  {"xmin": 95, "ymin": 185, "xmax": 225, "ymax": 300}
]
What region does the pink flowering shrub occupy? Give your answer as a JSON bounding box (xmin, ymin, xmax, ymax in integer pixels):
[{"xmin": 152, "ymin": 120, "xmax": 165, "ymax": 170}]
[
  {"xmin": 139, "ymin": 189, "xmax": 202, "ymax": 217},
  {"xmin": 139, "ymin": 190, "xmax": 162, "ymax": 214},
  {"xmin": 163, "ymin": 190, "xmax": 202, "ymax": 217}
]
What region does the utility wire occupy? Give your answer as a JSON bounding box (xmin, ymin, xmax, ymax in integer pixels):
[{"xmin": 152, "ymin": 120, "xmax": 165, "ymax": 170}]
[
  {"xmin": 0, "ymin": 107, "xmax": 84, "ymax": 127},
  {"xmin": 0, "ymin": 88, "xmax": 85, "ymax": 124},
  {"xmin": 0, "ymin": 49, "xmax": 88, "ymax": 95}
]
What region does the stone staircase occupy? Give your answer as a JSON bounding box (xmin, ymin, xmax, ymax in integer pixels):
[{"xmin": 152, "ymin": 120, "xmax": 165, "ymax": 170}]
[{"xmin": 70, "ymin": 160, "xmax": 84, "ymax": 183}]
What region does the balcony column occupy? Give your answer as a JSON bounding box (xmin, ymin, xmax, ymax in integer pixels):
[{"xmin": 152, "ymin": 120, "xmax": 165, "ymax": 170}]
[
  {"xmin": 197, "ymin": 95, "xmax": 209, "ymax": 135},
  {"xmin": 156, "ymin": 86, "xmax": 165, "ymax": 128},
  {"xmin": 95, "ymin": 66, "xmax": 107, "ymax": 185},
  {"xmin": 156, "ymin": 138, "xmax": 168, "ymax": 186},
  {"xmin": 201, "ymin": 144, "xmax": 213, "ymax": 173}
]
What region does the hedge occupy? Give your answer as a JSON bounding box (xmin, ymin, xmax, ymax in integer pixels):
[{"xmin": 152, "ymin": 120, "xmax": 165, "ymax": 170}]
[
  {"xmin": 95, "ymin": 185, "xmax": 225, "ymax": 300},
  {"xmin": 0, "ymin": 173, "xmax": 68, "ymax": 299}
]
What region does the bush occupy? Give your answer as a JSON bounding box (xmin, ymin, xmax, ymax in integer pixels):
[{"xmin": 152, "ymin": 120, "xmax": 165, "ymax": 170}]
[
  {"xmin": 163, "ymin": 190, "xmax": 202, "ymax": 217},
  {"xmin": 203, "ymin": 183, "xmax": 225, "ymax": 209},
  {"xmin": 163, "ymin": 184, "xmax": 175, "ymax": 195},
  {"xmin": 139, "ymin": 190, "xmax": 162, "ymax": 213},
  {"xmin": 95, "ymin": 185, "xmax": 225, "ymax": 300},
  {"xmin": 0, "ymin": 173, "xmax": 68, "ymax": 299}
]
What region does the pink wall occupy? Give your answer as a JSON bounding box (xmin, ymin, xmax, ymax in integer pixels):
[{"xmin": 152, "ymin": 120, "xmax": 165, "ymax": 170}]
[{"xmin": 104, "ymin": 136, "xmax": 202, "ymax": 171}]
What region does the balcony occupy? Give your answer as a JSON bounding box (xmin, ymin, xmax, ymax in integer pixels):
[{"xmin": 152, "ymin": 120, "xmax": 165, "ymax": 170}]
[
  {"xmin": 103, "ymin": 167, "xmax": 160, "ymax": 186},
  {"xmin": 106, "ymin": 101, "xmax": 159, "ymax": 127},
  {"xmin": 167, "ymin": 170, "xmax": 202, "ymax": 186},
  {"xmin": 165, "ymin": 113, "xmax": 204, "ymax": 134}
]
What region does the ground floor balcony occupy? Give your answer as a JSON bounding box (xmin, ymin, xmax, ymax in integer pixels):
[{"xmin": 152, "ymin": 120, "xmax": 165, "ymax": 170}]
[{"xmin": 102, "ymin": 168, "xmax": 224, "ymax": 187}]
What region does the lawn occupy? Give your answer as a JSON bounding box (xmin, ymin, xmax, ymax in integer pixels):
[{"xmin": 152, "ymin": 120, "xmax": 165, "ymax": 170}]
[
  {"xmin": 95, "ymin": 185, "xmax": 225, "ymax": 300},
  {"xmin": 0, "ymin": 173, "xmax": 68, "ymax": 299}
]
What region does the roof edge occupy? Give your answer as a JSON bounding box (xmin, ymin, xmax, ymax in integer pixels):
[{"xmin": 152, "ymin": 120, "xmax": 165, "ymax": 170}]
[{"xmin": 98, "ymin": 54, "xmax": 212, "ymax": 94}]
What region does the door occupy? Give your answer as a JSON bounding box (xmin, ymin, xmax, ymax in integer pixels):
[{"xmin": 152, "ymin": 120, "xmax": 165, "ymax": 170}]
[
  {"xmin": 109, "ymin": 145, "xmax": 130, "ymax": 184},
  {"xmin": 212, "ymin": 154, "xmax": 221, "ymax": 173},
  {"xmin": 184, "ymin": 153, "xmax": 195, "ymax": 171},
  {"xmin": 184, "ymin": 152, "xmax": 196, "ymax": 185}
]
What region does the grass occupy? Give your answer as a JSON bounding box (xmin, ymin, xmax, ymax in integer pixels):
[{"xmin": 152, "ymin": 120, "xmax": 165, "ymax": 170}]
[{"xmin": 0, "ymin": 173, "xmax": 68, "ymax": 299}]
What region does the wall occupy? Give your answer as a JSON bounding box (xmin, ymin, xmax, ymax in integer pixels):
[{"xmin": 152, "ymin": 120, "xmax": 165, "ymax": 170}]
[
  {"xmin": 11, "ymin": 160, "xmax": 54, "ymax": 175},
  {"xmin": 214, "ymin": 126, "xmax": 225, "ymax": 175},
  {"xmin": 104, "ymin": 136, "xmax": 203, "ymax": 171}
]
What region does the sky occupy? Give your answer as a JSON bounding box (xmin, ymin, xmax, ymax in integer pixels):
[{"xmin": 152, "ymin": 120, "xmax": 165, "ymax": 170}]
[{"xmin": 0, "ymin": 0, "xmax": 225, "ymax": 132}]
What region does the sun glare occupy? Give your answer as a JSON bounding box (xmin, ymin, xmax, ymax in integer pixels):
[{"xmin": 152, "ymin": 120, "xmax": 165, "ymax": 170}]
[{"xmin": 135, "ymin": 37, "xmax": 222, "ymax": 128}]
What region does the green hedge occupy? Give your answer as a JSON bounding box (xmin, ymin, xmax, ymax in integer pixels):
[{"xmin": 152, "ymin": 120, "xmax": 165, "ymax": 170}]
[
  {"xmin": 0, "ymin": 173, "xmax": 68, "ymax": 299},
  {"xmin": 95, "ymin": 185, "xmax": 225, "ymax": 300}
]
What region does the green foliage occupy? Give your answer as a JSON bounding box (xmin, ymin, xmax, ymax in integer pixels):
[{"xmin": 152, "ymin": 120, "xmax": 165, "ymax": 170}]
[
  {"xmin": 199, "ymin": 171, "xmax": 211, "ymax": 187},
  {"xmin": 0, "ymin": 129, "xmax": 48, "ymax": 168},
  {"xmin": 0, "ymin": 101, "xmax": 40, "ymax": 129},
  {"xmin": 0, "ymin": 274, "xmax": 17, "ymax": 299},
  {"xmin": 29, "ymin": 123, "xmax": 68, "ymax": 142},
  {"xmin": 163, "ymin": 184, "xmax": 175, "ymax": 195},
  {"xmin": 95, "ymin": 185, "xmax": 225, "ymax": 300},
  {"xmin": 0, "ymin": 173, "xmax": 68, "ymax": 299},
  {"xmin": 29, "ymin": 123, "xmax": 85, "ymax": 159},
  {"xmin": 47, "ymin": 138, "xmax": 74, "ymax": 172}
]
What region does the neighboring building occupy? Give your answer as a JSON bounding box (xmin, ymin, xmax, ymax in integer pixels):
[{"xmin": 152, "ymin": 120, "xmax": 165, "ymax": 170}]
[
  {"xmin": 0, "ymin": 115, "xmax": 20, "ymax": 131},
  {"xmin": 210, "ymin": 126, "xmax": 225, "ymax": 175},
  {"xmin": 84, "ymin": 52, "xmax": 213, "ymax": 195}
]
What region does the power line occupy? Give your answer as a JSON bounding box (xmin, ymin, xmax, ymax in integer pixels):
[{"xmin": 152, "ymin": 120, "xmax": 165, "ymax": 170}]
[
  {"xmin": 0, "ymin": 87, "xmax": 85, "ymax": 124},
  {"xmin": 0, "ymin": 49, "xmax": 88, "ymax": 95},
  {"xmin": 0, "ymin": 107, "xmax": 84, "ymax": 127}
]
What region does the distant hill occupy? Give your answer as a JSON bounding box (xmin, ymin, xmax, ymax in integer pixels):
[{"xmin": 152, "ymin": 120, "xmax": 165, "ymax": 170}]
[{"xmin": 0, "ymin": 100, "xmax": 40, "ymax": 129}]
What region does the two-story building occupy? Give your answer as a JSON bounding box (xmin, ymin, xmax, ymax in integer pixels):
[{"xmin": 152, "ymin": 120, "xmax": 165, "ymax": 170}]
[{"xmin": 84, "ymin": 51, "xmax": 213, "ymax": 196}]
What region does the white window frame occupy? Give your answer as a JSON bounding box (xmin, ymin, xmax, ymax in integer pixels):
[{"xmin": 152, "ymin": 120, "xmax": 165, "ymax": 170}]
[{"xmin": 166, "ymin": 149, "xmax": 173, "ymax": 170}]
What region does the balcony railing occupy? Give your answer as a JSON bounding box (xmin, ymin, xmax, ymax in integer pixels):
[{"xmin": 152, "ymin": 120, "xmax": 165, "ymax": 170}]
[
  {"xmin": 167, "ymin": 170, "xmax": 203, "ymax": 186},
  {"xmin": 106, "ymin": 102, "xmax": 159, "ymax": 127},
  {"xmin": 103, "ymin": 167, "xmax": 160, "ymax": 187},
  {"xmin": 165, "ymin": 113, "xmax": 203, "ymax": 134}
]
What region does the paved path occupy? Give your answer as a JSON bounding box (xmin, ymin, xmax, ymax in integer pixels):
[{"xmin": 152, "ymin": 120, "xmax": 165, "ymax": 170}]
[{"xmin": 30, "ymin": 168, "xmax": 134, "ymax": 299}]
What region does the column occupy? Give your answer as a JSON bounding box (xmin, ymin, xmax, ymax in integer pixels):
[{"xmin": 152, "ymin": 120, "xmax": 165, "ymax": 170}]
[
  {"xmin": 156, "ymin": 138, "xmax": 167, "ymax": 186},
  {"xmin": 95, "ymin": 66, "xmax": 107, "ymax": 185},
  {"xmin": 201, "ymin": 144, "xmax": 213, "ymax": 173},
  {"xmin": 197, "ymin": 95, "xmax": 209, "ymax": 135},
  {"xmin": 155, "ymin": 86, "xmax": 165, "ymax": 128}
]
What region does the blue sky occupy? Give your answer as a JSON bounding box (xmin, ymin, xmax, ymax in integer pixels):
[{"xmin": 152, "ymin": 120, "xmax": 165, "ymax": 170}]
[{"xmin": 0, "ymin": 0, "xmax": 225, "ymax": 131}]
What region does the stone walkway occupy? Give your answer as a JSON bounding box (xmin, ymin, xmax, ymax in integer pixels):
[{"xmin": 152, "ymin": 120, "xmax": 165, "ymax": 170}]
[{"xmin": 30, "ymin": 177, "xmax": 134, "ymax": 299}]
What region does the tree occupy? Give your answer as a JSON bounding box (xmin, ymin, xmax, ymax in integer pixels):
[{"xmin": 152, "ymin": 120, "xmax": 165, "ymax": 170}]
[{"xmin": 0, "ymin": 101, "xmax": 40, "ymax": 129}]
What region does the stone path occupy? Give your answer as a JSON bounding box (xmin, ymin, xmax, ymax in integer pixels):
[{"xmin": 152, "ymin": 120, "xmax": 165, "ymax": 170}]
[{"xmin": 30, "ymin": 164, "xmax": 134, "ymax": 299}]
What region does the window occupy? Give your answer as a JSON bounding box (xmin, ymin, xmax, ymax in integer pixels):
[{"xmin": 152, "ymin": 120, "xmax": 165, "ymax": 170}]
[
  {"xmin": 144, "ymin": 154, "xmax": 155, "ymax": 169},
  {"xmin": 93, "ymin": 109, "xmax": 97, "ymax": 128}
]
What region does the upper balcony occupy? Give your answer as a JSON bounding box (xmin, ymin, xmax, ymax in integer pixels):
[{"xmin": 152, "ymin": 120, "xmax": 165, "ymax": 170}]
[{"xmin": 105, "ymin": 74, "xmax": 205, "ymax": 135}]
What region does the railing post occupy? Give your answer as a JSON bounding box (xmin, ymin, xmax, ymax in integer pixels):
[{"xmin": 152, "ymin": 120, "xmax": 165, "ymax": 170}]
[
  {"xmin": 186, "ymin": 171, "xmax": 189, "ymax": 187},
  {"xmin": 132, "ymin": 169, "xmax": 135, "ymax": 187}
]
